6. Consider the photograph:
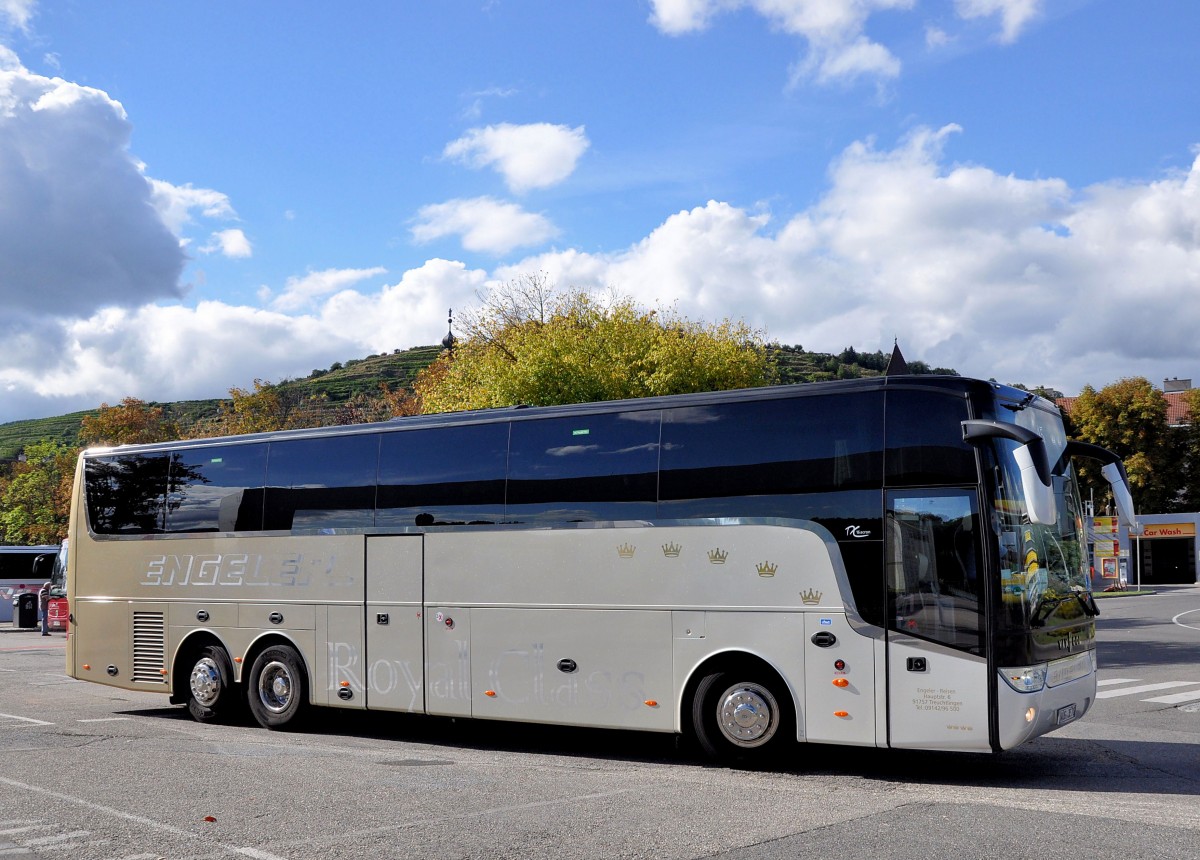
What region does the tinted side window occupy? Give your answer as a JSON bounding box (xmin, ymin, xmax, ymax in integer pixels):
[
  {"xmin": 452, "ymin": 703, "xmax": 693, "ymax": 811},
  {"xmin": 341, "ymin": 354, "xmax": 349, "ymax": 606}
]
[
  {"xmin": 659, "ymin": 392, "xmax": 884, "ymax": 529},
  {"xmin": 167, "ymin": 443, "xmax": 267, "ymax": 532},
  {"xmin": 263, "ymin": 434, "xmax": 379, "ymax": 530},
  {"xmin": 506, "ymin": 411, "xmax": 660, "ymax": 523},
  {"xmin": 887, "ymin": 490, "xmax": 984, "ymax": 654},
  {"xmin": 377, "ymin": 423, "xmax": 508, "ymax": 526},
  {"xmin": 85, "ymin": 453, "xmax": 170, "ymax": 535},
  {"xmin": 885, "ymin": 389, "xmax": 977, "ymax": 486}
]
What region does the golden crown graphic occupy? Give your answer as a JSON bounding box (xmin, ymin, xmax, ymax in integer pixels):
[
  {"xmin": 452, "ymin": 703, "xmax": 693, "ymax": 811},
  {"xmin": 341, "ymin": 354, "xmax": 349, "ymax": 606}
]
[
  {"xmin": 756, "ymin": 560, "xmax": 778, "ymax": 578},
  {"xmin": 799, "ymin": 588, "xmax": 823, "ymax": 605},
  {"xmin": 707, "ymin": 548, "xmax": 728, "ymax": 564},
  {"xmin": 662, "ymin": 542, "xmax": 682, "ymax": 558},
  {"xmin": 617, "ymin": 543, "xmax": 636, "ymax": 559}
]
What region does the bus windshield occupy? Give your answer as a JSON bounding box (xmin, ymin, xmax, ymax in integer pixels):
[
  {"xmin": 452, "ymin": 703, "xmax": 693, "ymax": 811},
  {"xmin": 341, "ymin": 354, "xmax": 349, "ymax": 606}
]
[{"xmin": 992, "ymin": 403, "xmax": 1089, "ymax": 626}]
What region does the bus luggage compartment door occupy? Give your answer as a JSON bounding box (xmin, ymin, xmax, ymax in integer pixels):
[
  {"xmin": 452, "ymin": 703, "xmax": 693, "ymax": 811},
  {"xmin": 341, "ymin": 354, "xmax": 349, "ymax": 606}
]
[{"xmin": 364, "ymin": 536, "xmax": 425, "ymax": 713}]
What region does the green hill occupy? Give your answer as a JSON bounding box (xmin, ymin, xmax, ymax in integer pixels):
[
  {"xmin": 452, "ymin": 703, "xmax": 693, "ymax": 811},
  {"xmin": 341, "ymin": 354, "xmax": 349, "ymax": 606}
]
[{"xmin": 0, "ymin": 343, "xmax": 950, "ymax": 460}]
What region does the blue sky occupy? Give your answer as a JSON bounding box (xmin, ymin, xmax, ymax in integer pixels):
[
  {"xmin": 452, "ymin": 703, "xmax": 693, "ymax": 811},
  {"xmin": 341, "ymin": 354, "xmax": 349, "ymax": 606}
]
[{"xmin": 1, "ymin": 0, "xmax": 1199, "ymax": 423}]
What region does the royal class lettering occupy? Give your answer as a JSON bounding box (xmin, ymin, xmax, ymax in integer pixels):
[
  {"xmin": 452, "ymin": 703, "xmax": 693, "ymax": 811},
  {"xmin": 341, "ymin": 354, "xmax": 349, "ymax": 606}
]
[{"xmin": 142, "ymin": 552, "xmax": 341, "ymax": 587}]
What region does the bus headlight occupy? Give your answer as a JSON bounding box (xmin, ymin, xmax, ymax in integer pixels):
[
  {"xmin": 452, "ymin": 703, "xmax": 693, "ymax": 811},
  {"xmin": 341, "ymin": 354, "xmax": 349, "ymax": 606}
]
[{"xmin": 1000, "ymin": 665, "xmax": 1047, "ymax": 693}]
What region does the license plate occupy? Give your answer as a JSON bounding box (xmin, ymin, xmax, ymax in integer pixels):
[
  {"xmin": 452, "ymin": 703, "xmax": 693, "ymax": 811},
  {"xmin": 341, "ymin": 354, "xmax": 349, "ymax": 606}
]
[{"xmin": 1055, "ymin": 704, "xmax": 1077, "ymax": 725}]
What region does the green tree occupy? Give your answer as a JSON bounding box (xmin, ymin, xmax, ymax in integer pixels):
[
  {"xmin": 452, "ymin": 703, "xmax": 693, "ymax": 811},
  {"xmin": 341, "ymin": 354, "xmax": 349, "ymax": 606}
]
[
  {"xmin": 1068, "ymin": 377, "xmax": 1178, "ymax": 514},
  {"xmin": 0, "ymin": 440, "xmax": 76, "ymax": 544},
  {"xmin": 412, "ymin": 277, "xmax": 775, "ymax": 414}
]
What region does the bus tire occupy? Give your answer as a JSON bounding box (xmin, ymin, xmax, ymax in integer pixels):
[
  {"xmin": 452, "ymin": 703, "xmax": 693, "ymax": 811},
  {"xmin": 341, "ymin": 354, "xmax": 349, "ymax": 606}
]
[
  {"xmin": 186, "ymin": 645, "xmax": 237, "ymax": 723},
  {"xmin": 691, "ymin": 669, "xmax": 791, "ymax": 761},
  {"xmin": 247, "ymin": 644, "xmax": 307, "ymax": 730}
]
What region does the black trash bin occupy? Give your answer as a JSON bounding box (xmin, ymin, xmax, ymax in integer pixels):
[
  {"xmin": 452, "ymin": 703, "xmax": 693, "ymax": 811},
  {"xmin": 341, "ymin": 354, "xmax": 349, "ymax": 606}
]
[{"xmin": 13, "ymin": 592, "xmax": 37, "ymax": 628}]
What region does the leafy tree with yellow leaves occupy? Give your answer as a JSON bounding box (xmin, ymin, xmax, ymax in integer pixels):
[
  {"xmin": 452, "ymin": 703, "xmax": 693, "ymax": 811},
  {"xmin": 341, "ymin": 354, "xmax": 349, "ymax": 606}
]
[
  {"xmin": 79, "ymin": 397, "xmax": 179, "ymax": 447},
  {"xmin": 412, "ymin": 276, "xmax": 775, "ymax": 414}
]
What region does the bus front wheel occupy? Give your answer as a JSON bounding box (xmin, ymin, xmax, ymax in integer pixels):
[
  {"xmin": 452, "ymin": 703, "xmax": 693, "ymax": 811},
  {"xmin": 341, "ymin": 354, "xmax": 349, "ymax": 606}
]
[
  {"xmin": 247, "ymin": 645, "xmax": 307, "ymax": 730},
  {"xmin": 186, "ymin": 645, "xmax": 237, "ymax": 723},
  {"xmin": 692, "ymin": 670, "xmax": 791, "ymax": 761}
]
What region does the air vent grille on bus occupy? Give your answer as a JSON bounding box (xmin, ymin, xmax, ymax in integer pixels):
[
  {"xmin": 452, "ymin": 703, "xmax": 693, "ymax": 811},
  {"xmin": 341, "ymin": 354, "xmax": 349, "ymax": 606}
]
[{"xmin": 132, "ymin": 612, "xmax": 167, "ymax": 684}]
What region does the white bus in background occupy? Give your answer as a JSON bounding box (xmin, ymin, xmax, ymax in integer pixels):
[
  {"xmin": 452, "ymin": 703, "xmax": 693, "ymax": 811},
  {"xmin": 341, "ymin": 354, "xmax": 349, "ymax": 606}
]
[
  {"xmin": 0, "ymin": 544, "xmax": 59, "ymax": 624},
  {"xmin": 63, "ymin": 376, "xmax": 1136, "ymax": 759}
]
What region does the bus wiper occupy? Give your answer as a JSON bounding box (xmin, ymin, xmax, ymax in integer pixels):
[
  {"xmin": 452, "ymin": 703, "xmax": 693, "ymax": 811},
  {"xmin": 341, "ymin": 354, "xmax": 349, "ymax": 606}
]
[
  {"xmin": 1030, "ymin": 592, "xmax": 1099, "ymax": 627},
  {"xmin": 1074, "ymin": 591, "xmax": 1100, "ymax": 617},
  {"xmin": 1030, "ymin": 595, "xmax": 1067, "ymax": 628}
]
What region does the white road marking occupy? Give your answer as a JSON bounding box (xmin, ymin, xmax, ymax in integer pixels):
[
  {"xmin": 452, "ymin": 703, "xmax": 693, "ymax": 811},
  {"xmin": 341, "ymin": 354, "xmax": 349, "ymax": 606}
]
[
  {"xmin": 1172, "ymin": 607, "xmax": 1200, "ymax": 631},
  {"xmin": 77, "ymin": 717, "xmax": 132, "ymax": 723},
  {"xmin": 0, "ymin": 712, "xmax": 53, "ymax": 726},
  {"xmin": 1096, "ymin": 678, "xmax": 1140, "ymax": 686},
  {"xmin": 1097, "ymin": 681, "xmax": 1199, "ymax": 699},
  {"xmin": 1142, "ymin": 688, "xmax": 1200, "ymax": 705},
  {"xmin": 22, "ymin": 830, "xmax": 92, "ymax": 846},
  {"xmin": 235, "ymin": 847, "xmax": 292, "ymax": 860}
]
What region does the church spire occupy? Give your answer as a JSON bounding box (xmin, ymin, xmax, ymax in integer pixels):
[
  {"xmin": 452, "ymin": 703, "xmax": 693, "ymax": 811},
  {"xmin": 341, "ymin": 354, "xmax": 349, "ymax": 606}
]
[{"xmin": 885, "ymin": 339, "xmax": 910, "ymax": 376}]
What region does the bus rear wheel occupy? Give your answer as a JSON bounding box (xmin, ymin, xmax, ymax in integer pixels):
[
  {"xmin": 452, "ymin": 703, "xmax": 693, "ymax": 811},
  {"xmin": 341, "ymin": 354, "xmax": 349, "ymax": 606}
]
[
  {"xmin": 692, "ymin": 670, "xmax": 791, "ymax": 761},
  {"xmin": 247, "ymin": 644, "xmax": 307, "ymax": 730},
  {"xmin": 186, "ymin": 645, "xmax": 237, "ymax": 723}
]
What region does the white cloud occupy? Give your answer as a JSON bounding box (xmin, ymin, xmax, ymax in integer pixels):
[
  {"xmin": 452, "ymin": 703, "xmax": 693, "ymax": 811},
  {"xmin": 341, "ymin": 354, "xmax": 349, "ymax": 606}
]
[
  {"xmin": 649, "ymin": 0, "xmax": 911, "ymax": 84},
  {"xmin": 0, "ymin": 51, "xmax": 247, "ymax": 329},
  {"xmin": 0, "ymin": 259, "xmax": 487, "ymax": 417},
  {"xmin": 4, "ymin": 127, "xmax": 1200, "ymax": 423},
  {"xmin": 650, "ymin": 0, "xmax": 1044, "ymax": 83},
  {"xmin": 443, "ymin": 123, "xmax": 590, "ymax": 193},
  {"xmin": 497, "ymin": 129, "xmax": 1200, "ymax": 395},
  {"xmin": 200, "ymin": 228, "xmax": 253, "ymax": 259},
  {"xmin": 149, "ymin": 180, "xmax": 237, "ymax": 234},
  {"xmin": 0, "ymin": 54, "xmax": 186, "ymax": 318},
  {"xmin": 266, "ymin": 266, "xmax": 388, "ymax": 312},
  {"xmin": 925, "ymin": 25, "xmax": 952, "ymax": 48},
  {"xmin": 411, "ymin": 196, "xmax": 560, "ymax": 255},
  {"xmin": 955, "ymin": 0, "xmax": 1042, "ymax": 43},
  {"xmin": 0, "ymin": 0, "xmax": 35, "ymax": 33}
]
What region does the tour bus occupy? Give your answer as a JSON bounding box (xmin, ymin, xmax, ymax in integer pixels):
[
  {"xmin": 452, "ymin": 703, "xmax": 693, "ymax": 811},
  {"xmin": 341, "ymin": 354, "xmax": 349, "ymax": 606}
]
[
  {"xmin": 63, "ymin": 376, "xmax": 1136, "ymax": 758},
  {"xmin": 0, "ymin": 544, "xmax": 59, "ymax": 624}
]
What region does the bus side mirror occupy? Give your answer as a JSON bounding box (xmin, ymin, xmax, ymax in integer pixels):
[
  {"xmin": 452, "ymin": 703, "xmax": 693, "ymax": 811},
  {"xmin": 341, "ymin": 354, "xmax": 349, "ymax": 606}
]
[
  {"xmin": 1064, "ymin": 441, "xmax": 1139, "ymax": 533},
  {"xmin": 1101, "ymin": 462, "xmax": 1140, "ymax": 533},
  {"xmin": 1012, "ymin": 444, "xmax": 1057, "ymax": 525},
  {"xmin": 962, "ymin": 419, "xmax": 1057, "ymax": 526}
]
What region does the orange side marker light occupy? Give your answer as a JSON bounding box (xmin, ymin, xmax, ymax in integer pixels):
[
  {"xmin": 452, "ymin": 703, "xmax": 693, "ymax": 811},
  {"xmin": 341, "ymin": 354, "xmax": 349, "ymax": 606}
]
[
  {"xmin": 644, "ymin": 700, "xmax": 658, "ymax": 708},
  {"xmin": 834, "ymin": 711, "xmax": 849, "ymax": 718},
  {"xmin": 485, "ymin": 690, "xmax": 497, "ymax": 697},
  {"xmin": 832, "ymin": 677, "xmax": 850, "ymax": 688}
]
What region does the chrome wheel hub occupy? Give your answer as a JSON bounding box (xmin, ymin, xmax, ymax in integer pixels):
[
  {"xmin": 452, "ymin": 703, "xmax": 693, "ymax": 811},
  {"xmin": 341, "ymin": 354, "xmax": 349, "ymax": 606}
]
[
  {"xmin": 717, "ymin": 683, "xmax": 779, "ymax": 748},
  {"xmin": 258, "ymin": 661, "xmax": 292, "ymax": 713},
  {"xmin": 189, "ymin": 657, "xmax": 221, "ymax": 707}
]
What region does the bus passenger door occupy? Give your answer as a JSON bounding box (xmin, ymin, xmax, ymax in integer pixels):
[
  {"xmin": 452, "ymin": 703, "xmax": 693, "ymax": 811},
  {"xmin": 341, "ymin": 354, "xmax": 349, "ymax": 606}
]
[
  {"xmin": 885, "ymin": 490, "xmax": 991, "ymax": 751},
  {"xmin": 365, "ymin": 536, "xmax": 425, "ymax": 713}
]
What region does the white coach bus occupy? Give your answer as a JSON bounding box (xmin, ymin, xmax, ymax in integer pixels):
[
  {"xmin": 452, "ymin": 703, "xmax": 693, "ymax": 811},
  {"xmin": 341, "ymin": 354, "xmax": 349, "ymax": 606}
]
[{"xmin": 63, "ymin": 376, "xmax": 1135, "ymax": 759}]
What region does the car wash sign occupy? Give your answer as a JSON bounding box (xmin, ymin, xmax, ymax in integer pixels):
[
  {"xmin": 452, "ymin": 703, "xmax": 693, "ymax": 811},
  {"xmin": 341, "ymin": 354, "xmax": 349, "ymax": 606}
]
[{"xmin": 1139, "ymin": 523, "xmax": 1196, "ymax": 539}]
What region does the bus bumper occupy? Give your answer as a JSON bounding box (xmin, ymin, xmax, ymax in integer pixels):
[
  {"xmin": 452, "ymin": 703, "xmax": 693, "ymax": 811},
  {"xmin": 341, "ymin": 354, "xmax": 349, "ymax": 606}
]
[{"xmin": 996, "ymin": 650, "xmax": 1097, "ymax": 750}]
